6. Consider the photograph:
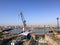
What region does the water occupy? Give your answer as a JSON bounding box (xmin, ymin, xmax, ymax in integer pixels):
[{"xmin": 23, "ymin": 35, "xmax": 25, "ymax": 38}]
[{"xmin": 8, "ymin": 28, "xmax": 51, "ymax": 34}]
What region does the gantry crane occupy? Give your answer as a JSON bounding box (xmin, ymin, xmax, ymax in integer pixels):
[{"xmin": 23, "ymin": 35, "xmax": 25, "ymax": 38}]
[{"xmin": 19, "ymin": 12, "xmax": 26, "ymax": 31}]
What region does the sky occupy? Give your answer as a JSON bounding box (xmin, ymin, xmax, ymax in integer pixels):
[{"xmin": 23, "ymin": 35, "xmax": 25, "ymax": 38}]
[{"xmin": 0, "ymin": 0, "xmax": 60, "ymax": 25}]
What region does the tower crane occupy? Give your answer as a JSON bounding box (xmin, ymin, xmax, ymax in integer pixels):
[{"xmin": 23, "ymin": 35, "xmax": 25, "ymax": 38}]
[{"xmin": 19, "ymin": 12, "xmax": 26, "ymax": 31}]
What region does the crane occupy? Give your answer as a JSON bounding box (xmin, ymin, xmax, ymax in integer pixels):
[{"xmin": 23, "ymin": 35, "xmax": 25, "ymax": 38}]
[
  {"xmin": 19, "ymin": 12, "xmax": 26, "ymax": 31},
  {"xmin": 49, "ymin": 25, "xmax": 60, "ymax": 40},
  {"xmin": 18, "ymin": 12, "xmax": 32, "ymax": 36}
]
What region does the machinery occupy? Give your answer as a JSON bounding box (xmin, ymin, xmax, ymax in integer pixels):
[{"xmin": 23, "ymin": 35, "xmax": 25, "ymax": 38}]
[
  {"xmin": 18, "ymin": 12, "xmax": 32, "ymax": 36},
  {"xmin": 49, "ymin": 25, "xmax": 60, "ymax": 40},
  {"xmin": 19, "ymin": 12, "xmax": 26, "ymax": 31}
]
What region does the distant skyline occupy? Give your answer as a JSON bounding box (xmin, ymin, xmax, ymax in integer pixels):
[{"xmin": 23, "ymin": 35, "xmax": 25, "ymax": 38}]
[{"xmin": 0, "ymin": 0, "xmax": 60, "ymax": 25}]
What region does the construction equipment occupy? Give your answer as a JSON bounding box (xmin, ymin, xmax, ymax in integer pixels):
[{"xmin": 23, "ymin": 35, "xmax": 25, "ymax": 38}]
[
  {"xmin": 19, "ymin": 12, "xmax": 26, "ymax": 31},
  {"xmin": 18, "ymin": 12, "xmax": 33, "ymax": 36},
  {"xmin": 49, "ymin": 25, "xmax": 60, "ymax": 40}
]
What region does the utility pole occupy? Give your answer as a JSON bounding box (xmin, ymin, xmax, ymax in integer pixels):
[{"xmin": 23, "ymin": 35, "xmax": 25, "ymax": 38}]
[{"xmin": 57, "ymin": 17, "xmax": 59, "ymax": 31}]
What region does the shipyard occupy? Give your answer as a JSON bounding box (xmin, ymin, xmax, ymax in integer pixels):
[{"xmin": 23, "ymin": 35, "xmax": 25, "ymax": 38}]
[
  {"xmin": 0, "ymin": 13, "xmax": 60, "ymax": 45},
  {"xmin": 0, "ymin": 0, "xmax": 60, "ymax": 45}
]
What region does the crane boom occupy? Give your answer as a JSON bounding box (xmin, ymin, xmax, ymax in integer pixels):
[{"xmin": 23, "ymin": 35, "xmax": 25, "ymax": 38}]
[
  {"xmin": 49, "ymin": 26, "xmax": 60, "ymax": 40},
  {"xmin": 20, "ymin": 12, "xmax": 26, "ymax": 31}
]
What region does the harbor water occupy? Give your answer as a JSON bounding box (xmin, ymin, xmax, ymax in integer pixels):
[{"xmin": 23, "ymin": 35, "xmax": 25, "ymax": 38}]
[{"xmin": 8, "ymin": 28, "xmax": 51, "ymax": 34}]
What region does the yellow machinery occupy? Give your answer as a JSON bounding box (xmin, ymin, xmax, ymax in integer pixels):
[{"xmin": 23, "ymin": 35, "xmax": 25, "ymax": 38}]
[{"xmin": 49, "ymin": 25, "xmax": 60, "ymax": 40}]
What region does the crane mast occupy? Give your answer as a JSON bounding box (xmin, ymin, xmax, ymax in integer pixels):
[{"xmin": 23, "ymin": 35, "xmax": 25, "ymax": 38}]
[{"xmin": 20, "ymin": 12, "xmax": 26, "ymax": 31}]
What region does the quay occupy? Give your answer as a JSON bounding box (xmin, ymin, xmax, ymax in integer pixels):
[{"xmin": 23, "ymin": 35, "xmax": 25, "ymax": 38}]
[
  {"xmin": 45, "ymin": 26, "xmax": 60, "ymax": 45},
  {"xmin": 45, "ymin": 33, "xmax": 60, "ymax": 45}
]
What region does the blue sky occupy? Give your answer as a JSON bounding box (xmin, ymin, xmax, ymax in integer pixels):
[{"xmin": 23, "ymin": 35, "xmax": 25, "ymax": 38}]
[{"xmin": 0, "ymin": 0, "xmax": 60, "ymax": 25}]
